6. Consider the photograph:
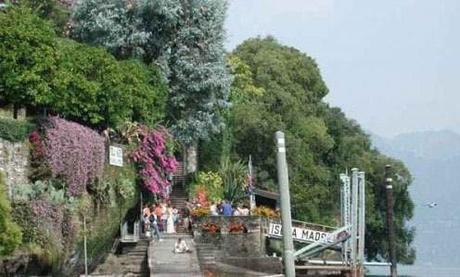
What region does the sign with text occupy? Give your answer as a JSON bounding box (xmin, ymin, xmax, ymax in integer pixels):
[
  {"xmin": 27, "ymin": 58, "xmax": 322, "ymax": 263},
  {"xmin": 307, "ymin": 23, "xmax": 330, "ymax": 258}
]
[
  {"xmin": 109, "ymin": 145, "xmax": 123, "ymax": 167},
  {"xmin": 268, "ymin": 222, "xmax": 332, "ymax": 243}
]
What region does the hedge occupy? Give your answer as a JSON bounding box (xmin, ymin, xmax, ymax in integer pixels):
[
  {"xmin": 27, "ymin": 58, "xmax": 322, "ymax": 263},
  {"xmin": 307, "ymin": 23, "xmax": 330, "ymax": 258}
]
[{"xmin": 0, "ymin": 117, "xmax": 35, "ymax": 142}]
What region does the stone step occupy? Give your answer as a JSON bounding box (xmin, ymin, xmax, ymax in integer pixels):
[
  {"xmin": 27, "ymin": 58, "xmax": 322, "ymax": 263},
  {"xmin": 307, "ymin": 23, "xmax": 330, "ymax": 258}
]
[{"xmin": 123, "ymin": 248, "xmax": 148, "ymax": 254}]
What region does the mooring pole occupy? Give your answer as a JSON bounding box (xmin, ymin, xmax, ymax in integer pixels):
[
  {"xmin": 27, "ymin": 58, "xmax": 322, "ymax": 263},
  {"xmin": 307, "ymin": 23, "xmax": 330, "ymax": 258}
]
[
  {"xmin": 275, "ymin": 131, "xmax": 295, "ymax": 277},
  {"xmin": 351, "ymin": 168, "xmax": 359, "ymax": 274},
  {"xmin": 385, "ymin": 165, "xmax": 397, "ymax": 277}
]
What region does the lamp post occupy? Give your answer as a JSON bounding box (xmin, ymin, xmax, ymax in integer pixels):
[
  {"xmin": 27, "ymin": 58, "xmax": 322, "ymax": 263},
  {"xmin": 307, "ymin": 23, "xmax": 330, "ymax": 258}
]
[{"xmin": 384, "ymin": 165, "xmax": 397, "ymax": 277}]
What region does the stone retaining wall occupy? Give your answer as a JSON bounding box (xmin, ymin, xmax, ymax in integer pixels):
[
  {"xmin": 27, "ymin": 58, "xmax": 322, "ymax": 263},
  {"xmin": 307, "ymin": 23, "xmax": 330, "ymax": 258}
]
[
  {"xmin": 194, "ymin": 216, "xmax": 267, "ymax": 257},
  {"xmin": 0, "ymin": 138, "xmax": 29, "ymax": 199}
]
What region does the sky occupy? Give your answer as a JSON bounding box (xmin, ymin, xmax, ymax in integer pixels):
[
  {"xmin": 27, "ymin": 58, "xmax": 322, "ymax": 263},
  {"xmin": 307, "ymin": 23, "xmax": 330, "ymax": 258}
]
[{"xmin": 224, "ymin": 0, "xmax": 460, "ymax": 138}]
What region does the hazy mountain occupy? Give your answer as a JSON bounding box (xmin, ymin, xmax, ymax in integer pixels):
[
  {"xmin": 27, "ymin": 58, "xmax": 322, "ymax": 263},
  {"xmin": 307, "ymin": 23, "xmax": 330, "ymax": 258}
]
[{"xmin": 371, "ymin": 130, "xmax": 460, "ymax": 270}]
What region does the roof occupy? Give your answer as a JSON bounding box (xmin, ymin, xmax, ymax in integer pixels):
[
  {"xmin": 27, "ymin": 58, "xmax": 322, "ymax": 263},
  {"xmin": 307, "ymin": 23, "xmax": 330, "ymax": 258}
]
[{"xmin": 254, "ymin": 188, "xmax": 279, "ymax": 200}]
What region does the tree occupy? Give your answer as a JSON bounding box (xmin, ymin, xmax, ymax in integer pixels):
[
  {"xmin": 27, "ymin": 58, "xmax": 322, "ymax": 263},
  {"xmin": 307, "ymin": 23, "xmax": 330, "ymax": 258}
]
[
  {"xmin": 228, "ymin": 37, "xmax": 415, "ymax": 263},
  {"xmin": 21, "ymin": 0, "xmax": 71, "ymax": 34},
  {"xmin": 199, "ymin": 55, "xmax": 265, "ymax": 170},
  {"xmin": 0, "ymin": 5, "xmax": 56, "ymax": 118},
  {"xmin": 71, "ymin": 0, "xmax": 232, "ymax": 144},
  {"xmin": 72, "ymin": 0, "xmax": 149, "ymax": 59},
  {"xmin": 166, "ymin": 0, "xmax": 231, "ymax": 145},
  {"xmin": 50, "ymin": 39, "xmax": 167, "ymax": 129}
]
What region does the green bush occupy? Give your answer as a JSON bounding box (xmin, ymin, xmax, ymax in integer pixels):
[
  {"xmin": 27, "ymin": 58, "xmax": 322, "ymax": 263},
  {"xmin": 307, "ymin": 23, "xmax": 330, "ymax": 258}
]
[
  {"xmin": 0, "ymin": 117, "xmax": 35, "ymax": 142},
  {"xmin": 0, "ymin": 172, "xmax": 23, "ymax": 256},
  {"xmin": 190, "ymin": 171, "xmax": 224, "ymax": 202}
]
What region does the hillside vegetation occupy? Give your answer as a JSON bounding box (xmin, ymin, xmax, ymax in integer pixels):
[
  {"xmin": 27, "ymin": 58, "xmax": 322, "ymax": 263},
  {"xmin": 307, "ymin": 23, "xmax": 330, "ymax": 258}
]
[{"xmin": 0, "ymin": 0, "xmax": 415, "ymax": 269}]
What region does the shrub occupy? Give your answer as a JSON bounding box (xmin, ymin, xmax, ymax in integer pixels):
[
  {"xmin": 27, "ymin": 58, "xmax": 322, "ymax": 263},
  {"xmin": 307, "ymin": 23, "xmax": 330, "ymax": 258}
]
[
  {"xmin": 50, "ymin": 39, "xmax": 167, "ymax": 129},
  {"xmin": 44, "ymin": 117, "xmax": 106, "ymax": 196},
  {"xmin": 0, "ymin": 117, "xmax": 35, "ymax": 142},
  {"xmin": 252, "ymin": 206, "xmax": 279, "ymax": 219},
  {"xmin": 29, "ymin": 130, "xmax": 52, "ymax": 181},
  {"xmin": 191, "ymin": 171, "xmax": 223, "ymax": 202},
  {"xmin": 131, "ymin": 126, "xmax": 177, "ymax": 196},
  {"xmin": 219, "ymin": 158, "xmax": 248, "ymax": 203},
  {"xmin": 0, "ymin": 172, "xmax": 22, "ymax": 256}
]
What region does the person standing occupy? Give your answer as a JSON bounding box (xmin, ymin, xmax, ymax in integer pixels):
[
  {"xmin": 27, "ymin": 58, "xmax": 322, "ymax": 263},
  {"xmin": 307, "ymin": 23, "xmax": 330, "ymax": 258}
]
[
  {"xmin": 154, "ymin": 203, "xmax": 163, "ymax": 232},
  {"xmin": 209, "ymin": 201, "xmax": 218, "ymax": 216},
  {"xmin": 222, "ymin": 200, "xmax": 233, "ymax": 216},
  {"xmin": 166, "ymin": 206, "xmax": 176, "ymax": 233},
  {"xmin": 149, "ymin": 208, "xmax": 162, "ymax": 242},
  {"xmin": 240, "ymin": 204, "xmax": 250, "ymax": 216}
]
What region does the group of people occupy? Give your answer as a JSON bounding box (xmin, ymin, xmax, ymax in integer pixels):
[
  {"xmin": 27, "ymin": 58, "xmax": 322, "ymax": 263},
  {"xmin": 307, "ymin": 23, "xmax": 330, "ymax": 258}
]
[
  {"xmin": 208, "ymin": 200, "xmax": 250, "ymax": 216},
  {"xmin": 142, "ymin": 202, "xmax": 180, "ymax": 241}
]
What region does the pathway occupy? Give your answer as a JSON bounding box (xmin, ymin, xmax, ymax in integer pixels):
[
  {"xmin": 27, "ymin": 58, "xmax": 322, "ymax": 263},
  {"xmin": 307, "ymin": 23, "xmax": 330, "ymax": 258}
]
[{"xmin": 148, "ymin": 234, "xmax": 202, "ymax": 277}]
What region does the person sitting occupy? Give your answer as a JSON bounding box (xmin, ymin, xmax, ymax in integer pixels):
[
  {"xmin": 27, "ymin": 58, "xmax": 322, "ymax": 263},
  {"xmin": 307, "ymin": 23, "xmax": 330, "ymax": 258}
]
[{"xmin": 174, "ymin": 238, "xmax": 192, "ymax": 253}]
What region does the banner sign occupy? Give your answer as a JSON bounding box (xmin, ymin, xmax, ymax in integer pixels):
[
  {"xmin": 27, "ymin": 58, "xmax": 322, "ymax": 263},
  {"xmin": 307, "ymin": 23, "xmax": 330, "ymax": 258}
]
[
  {"xmin": 268, "ymin": 222, "xmax": 332, "ymax": 243},
  {"xmin": 109, "ymin": 145, "xmax": 123, "ymax": 167}
]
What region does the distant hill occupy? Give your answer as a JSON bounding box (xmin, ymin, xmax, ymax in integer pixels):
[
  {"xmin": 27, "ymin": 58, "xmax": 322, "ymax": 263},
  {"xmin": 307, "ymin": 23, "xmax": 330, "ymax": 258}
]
[
  {"xmin": 372, "ymin": 130, "xmax": 460, "ymax": 161},
  {"xmin": 371, "ymin": 130, "xmax": 460, "ymax": 267}
]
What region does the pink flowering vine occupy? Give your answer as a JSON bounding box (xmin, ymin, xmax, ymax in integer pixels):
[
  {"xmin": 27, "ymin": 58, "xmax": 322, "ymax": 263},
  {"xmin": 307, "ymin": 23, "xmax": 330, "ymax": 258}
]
[
  {"xmin": 131, "ymin": 126, "xmax": 178, "ymax": 196},
  {"xmin": 44, "ymin": 117, "xmax": 106, "ymax": 196}
]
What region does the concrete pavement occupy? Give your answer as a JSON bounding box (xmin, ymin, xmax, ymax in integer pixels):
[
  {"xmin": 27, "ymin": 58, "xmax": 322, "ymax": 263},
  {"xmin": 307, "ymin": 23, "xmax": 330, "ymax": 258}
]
[{"xmin": 148, "ymin": 234, "xmax": 202, "ymax": 277}]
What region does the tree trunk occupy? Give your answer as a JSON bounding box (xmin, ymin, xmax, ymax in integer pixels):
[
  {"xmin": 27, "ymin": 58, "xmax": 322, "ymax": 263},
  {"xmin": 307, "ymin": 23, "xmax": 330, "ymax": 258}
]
[{"xmin": 185, "ymin": 143, "xmax": 198, "ymax": 174}]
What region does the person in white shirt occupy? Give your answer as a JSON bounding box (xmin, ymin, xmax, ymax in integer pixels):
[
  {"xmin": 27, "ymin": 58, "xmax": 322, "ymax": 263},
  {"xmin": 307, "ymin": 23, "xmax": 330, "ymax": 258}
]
[
  {"xmin": 209, "ymin": 201, "xmax": 218, "ymax": 216},
  {"xmin": 174, "ymin": 238, "xmax": 191, "ymax": 253},
  {"xmin": 240, "ymin": 205, "xmax": 250, "ymax": 216}
]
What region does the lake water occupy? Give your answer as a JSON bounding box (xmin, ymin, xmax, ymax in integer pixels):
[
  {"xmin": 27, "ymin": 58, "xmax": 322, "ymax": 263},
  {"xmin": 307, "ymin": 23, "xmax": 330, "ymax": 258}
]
[{"xmin": 366, "ymin": 179, "xmax": 460, "ymax": 277}]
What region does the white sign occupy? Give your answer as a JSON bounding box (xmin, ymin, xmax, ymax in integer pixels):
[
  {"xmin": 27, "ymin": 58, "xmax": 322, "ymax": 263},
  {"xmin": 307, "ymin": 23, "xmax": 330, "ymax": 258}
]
[
  {"xmin": 268, "ymin": 222, "xmax": 332, "ymax": 243},
  {"xmin": 109, "ymin": 146, "xmax": 123, "ymax": 167}
]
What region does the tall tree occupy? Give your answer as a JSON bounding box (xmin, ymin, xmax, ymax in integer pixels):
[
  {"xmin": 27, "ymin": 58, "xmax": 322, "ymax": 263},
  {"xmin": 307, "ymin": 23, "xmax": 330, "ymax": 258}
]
[
  {"xmin": 0, "ymin": 5, "xmax": 56, "ymax": 118},
  {"xmin": 229, "ymin": 37, "xmax": 415, "ymax": 263},
  {"xmin": 71, "ymin": 0, "xmax": 231, "ymax": 145},
  {"xmin": 72, "ymin": 0, "xmax": 149, "ymax": 59},
  {"xmin": 167, "ymin": 0, "xmax": 231, "ymax": 145}
]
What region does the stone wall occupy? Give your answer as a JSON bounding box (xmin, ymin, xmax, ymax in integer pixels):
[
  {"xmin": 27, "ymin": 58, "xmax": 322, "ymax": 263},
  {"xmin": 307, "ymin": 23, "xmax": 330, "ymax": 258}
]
[
  {"xmin": 0, "ymin": 138, "xmax": 29, "ymax": 199},
  {"xmin": 194, "ymin": 216, "xmax": 267, "ymax": 257}
]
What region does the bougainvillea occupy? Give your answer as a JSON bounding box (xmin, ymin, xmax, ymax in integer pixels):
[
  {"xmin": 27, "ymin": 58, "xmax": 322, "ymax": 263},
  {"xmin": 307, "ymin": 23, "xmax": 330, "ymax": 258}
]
[
  {"xmin": 29, "ymin": 131, "xmax": 51, "ymax": 181},
  {"xmin": 131, "ymin": 126, "xmax": 177, "ymax": 196},
  {"xmin": 44, "ymin": 117, "xmax": 106, "ymax": 196}
]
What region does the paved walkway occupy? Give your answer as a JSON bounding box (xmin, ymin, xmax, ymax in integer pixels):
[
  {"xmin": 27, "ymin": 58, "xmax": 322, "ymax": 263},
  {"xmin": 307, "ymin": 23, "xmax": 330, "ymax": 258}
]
[{"xmin": 148, "ymin": 234, "xmax": 202, "ymax": 277}]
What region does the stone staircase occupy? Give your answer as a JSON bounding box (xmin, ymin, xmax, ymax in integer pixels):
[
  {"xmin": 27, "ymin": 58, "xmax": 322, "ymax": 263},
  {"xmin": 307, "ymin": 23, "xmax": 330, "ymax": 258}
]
[
  {"xmin": 91, "ymin": 239, "xmax": 149, "ymax": 276},
  {"xmin": 196, "ymin": 242, "xmax": 219, "ymax": 271},
  {"xmin": 118, "ymin": 239, "xmax": 149, "ymax": 276},
  {"xmin": 148, "ymin": 233, "xmax": 201, "ymax": 276},
  {"xmin": 169, "ymin": 183, "xmax": 189, "ymax": 234}
]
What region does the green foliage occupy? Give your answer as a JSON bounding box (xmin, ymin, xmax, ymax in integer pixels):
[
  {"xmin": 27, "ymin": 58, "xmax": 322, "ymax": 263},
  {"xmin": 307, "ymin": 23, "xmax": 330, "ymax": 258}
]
[
  {"xmin": 191, "ymin": 171, "xmax": 224, "ymax": 202},
  {"xmin": 224, "ymin": 37, "xmax": 415, "ymax": 263},
  {"xmin": 166, "ymin": 0, "xmax": 232, "ymax": 144},
  {"xmin": 72, "ymin": 0, "xmax": 232, "ymax": 144},
  {"xmin": 0, "ymin": 5, "xmax": 56, "ymax": 111},
  {"xmin": 50, "ymin": 39, "xmax": 167, "ymax": 129},
  {"xmin": 0, "ymin": 6, "xmax": 166, "ymax": 130},
  {"xmin": 0, "ymin": 117, "xmax": 35, "ymax": 142},
  {"xmin": 13, "ymin": 180, "xmax": 67, "ymax": 205},
  {"xmin": 0, "ymin": 173, "xmax": 22, "ymax": 256},
  {"xmin": 227, "ymin": 55, "xmax": 265, "ymax": 104},
  {"xmin": 118, "ymin": 60, "xmax": 167, "ymax": 127},
  {"xmin": 218, "ymin": 158, "xmax": 247, "ymax": 203},
  {"xmin": 72, "ymin": 0, "xmax": 149, "ymax": 59},
  {"xmin": 21, "ymin": 0, "xmax": 71, "ymax": 34}
]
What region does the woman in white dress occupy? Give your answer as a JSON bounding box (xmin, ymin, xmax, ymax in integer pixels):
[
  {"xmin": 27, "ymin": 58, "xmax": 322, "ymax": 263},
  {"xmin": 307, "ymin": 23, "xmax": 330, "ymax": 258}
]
[{"xmin": 166, "ymin": 206, "xmax": 176, "ymax": 233}]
